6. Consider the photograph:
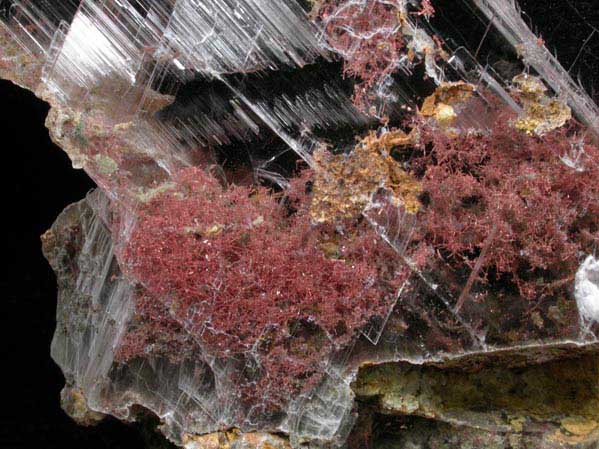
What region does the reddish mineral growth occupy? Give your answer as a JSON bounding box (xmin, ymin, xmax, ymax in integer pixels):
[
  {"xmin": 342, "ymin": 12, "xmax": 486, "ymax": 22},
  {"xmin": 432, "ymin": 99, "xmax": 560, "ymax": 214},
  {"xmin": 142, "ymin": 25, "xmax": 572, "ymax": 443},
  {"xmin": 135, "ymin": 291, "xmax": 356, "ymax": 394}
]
[{"xmin": 4, "ymin": 0, "xmax": 599, "ymax": 447}]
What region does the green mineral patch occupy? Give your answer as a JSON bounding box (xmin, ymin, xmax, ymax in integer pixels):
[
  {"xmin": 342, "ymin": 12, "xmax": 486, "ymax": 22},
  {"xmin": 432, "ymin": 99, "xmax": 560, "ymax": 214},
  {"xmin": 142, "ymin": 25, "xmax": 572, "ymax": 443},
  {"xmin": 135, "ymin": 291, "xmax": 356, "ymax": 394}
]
[
  {"xmin": 94, "ymin": 154, "xmax": 119, "ymax": 175},
  {"xmin": 135, "ymin": 182, "xmax": 177, "ymax": 203},
  {"xmin": 353, "ymin": 354, "xmax": 599, "ymax": 434}
]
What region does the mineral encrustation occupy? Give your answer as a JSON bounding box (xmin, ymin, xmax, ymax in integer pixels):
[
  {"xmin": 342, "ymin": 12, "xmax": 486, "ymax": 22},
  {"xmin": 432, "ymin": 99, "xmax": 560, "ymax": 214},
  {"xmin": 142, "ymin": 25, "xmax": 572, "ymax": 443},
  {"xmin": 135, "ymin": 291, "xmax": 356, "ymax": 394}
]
[{"xmin": 4, "ymin": 0, "xmax": 599, "ymax": 448}]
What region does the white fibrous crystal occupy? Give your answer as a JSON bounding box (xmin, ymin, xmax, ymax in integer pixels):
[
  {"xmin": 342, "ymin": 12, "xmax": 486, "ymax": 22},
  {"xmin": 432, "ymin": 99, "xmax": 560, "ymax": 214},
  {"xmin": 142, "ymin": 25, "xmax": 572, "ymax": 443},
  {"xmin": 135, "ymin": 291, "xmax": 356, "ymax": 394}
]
[
  {"xmin": 4, "ymin": 0, "xmax": 599, "ymax": 447},
  {"xmin": 575, "ymin": 255, "xmax": 599, "ymax": 327},
  {"xmin": 162, "ymin": 0, "xmax": 326, "ymax": 74}
]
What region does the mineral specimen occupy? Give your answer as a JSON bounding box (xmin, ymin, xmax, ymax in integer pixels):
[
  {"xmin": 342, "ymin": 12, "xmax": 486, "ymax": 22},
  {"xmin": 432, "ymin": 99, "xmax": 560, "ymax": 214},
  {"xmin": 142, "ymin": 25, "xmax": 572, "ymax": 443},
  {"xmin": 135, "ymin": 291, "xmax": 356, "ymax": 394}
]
[{"xmin": 4, "ymin": 0, "xmax": 599, "ymax": 448}]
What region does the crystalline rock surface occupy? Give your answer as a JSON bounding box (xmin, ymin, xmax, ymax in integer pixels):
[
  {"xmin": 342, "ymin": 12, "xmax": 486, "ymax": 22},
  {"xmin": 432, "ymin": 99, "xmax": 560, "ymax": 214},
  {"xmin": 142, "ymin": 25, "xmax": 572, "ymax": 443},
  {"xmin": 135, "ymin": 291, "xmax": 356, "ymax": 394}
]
[{"xmin": 4, "ymin": 0, "xmax": 599, "ymax": 447}]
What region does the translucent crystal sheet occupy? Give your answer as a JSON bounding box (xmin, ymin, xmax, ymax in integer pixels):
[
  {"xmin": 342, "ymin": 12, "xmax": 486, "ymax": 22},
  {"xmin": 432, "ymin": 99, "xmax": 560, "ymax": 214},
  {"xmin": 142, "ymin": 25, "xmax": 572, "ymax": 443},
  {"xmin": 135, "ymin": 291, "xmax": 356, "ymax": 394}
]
[
  {"xmin": 159, "ymin": 0, "xmax": 327, "ymax": 75},
  {"xmin": 1, "ymin": 0, "xmax": 79, "ymax": 55},
  {"xmin": 43, "ymin": 0, "xmax": 172, "ymax": 104},
  {"xmin": 49, "ymin": 190, "xmax": 135, "ymax": 414}
]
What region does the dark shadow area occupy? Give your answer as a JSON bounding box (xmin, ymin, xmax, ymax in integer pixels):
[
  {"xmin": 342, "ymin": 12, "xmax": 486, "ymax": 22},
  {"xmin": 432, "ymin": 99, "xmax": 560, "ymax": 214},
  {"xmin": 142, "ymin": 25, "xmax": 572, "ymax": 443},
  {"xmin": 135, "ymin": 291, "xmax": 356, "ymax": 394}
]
[
  {"xmin": 0, "ymin": 79, "xmax": 147, "ymax": 449},
  {"xmin": 519, "ymin": 0, "xmax": 599, "ymax": 103}
]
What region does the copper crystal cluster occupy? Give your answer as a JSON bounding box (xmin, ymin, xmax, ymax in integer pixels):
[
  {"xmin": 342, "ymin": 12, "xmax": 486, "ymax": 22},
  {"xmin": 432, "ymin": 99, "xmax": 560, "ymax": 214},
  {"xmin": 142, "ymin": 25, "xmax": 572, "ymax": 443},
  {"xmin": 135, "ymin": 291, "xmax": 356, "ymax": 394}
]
[{"xmin": 3, "ymin": 0, "xmax": 599, "ymax": 448}]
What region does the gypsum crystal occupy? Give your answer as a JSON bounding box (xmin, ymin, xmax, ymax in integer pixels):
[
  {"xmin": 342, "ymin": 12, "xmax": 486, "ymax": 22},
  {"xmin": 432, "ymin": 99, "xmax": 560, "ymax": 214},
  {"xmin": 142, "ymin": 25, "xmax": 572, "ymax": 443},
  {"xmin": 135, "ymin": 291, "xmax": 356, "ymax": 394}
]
[{"xmin": 4, "ymin": 0, "xmax": 599, "ymax": 447}]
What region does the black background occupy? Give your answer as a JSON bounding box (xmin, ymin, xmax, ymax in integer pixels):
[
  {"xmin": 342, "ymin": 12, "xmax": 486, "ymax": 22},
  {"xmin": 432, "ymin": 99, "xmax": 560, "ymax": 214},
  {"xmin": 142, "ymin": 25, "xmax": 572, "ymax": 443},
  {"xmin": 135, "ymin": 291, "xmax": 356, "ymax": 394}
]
[{"xmin": 0, "ymin": 1, "xmax": 598, "ymax": 448}]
